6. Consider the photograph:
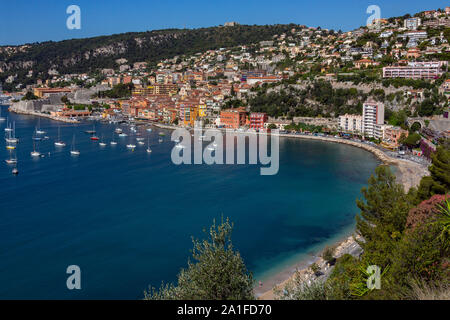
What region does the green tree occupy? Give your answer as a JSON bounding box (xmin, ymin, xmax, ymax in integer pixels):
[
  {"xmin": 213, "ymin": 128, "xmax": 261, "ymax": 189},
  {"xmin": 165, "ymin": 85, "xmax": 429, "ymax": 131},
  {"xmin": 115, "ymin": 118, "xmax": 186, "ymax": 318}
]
[
  {"xmin": 355, "ymin": 166, "xmax": 413, "ymax": 267},
  {"xmin": 402, "ymin": 133, "xmax": 422, "ymax": 148},
  {"xmin": 417, "ymin": 144, "xmax": 450, "ymax": 201},
  {"xmin": 21, "ymin": 91, "xmax": 39, "ymax": 101},
  {"xmin": 145, "ymin": 218, "xmax": 254, "ymax": 300}
]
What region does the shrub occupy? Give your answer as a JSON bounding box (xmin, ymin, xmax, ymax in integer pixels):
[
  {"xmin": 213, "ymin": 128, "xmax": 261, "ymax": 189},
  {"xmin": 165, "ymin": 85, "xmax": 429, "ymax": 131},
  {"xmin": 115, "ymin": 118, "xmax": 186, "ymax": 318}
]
[
  {"xmin": 406, "ymin": 194, "xmax": 448, "ymax": 230},
  {"xmin": 322, "ymin": 246, "xmax": 336, "ymax": 264}
]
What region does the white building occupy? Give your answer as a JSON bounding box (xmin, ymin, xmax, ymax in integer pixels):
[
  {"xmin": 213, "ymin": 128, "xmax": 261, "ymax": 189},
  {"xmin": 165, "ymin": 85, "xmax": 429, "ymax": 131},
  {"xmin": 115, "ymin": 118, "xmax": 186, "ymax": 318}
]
[
  {"xmin": 362, "ymin": 100, "xmax": 385, "ymax": 138},
  {"xmin": 339, "ymin": 114, "xmax": 363, "ymax": 133},
  {"xmin": 404, "ymin": 17, "xmax": 421, "ymax": 30}
]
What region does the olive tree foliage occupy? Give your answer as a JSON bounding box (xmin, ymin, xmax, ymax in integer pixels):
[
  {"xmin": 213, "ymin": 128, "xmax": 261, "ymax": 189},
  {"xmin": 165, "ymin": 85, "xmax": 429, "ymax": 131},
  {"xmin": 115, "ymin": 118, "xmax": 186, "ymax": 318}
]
[{"xmin": 144, "ymin": 218, "xmax": 254, "ymax": 300}]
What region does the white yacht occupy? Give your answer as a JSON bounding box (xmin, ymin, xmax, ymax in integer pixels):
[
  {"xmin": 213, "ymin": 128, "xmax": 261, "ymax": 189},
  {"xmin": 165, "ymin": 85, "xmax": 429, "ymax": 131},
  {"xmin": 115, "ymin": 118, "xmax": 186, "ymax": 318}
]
[
  {"xmin": 31, "ymin": 141, "xmax": 41, "ymax": 157},
  {"xmin": 36, "ymin": 118, "xmax": 45, "ymax": 135},
  {"xmin": 99, "ymin": 135, "xmax": 107, "ymax": 147},
  {"xmin": 0, "ymin": 107, "xmax": 5, "ymax": 121},
  {"xmin": 70, "ymin": 135, "xmax": 80, "ymax": 155},
  {"xmin": 54, "ymin": 126, "xmax": 66, "ymax": 147},
  {"xmin": 5, "ymin": 158, "xmax": 17, "ymax": 164},
  {"xmin": 5, "ymin": 122, "xmax": 18, "ymax": 143}
]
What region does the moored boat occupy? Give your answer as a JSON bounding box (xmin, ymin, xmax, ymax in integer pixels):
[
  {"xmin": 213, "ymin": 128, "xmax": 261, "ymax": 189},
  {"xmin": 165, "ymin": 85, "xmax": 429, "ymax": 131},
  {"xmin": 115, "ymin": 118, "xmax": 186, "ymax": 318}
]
[
  {"xmin": 54, "ymin": 127, "xmax": 66, "ymax": 147},
  {"xmin": 70, "ymin": 135, "xmax": 80, "ymax": 155}
]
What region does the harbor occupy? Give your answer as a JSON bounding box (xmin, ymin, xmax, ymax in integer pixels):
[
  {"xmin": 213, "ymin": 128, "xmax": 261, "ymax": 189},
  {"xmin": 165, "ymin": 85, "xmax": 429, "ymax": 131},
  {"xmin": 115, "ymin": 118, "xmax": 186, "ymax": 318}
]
[{"xmin": 0, "ymin": 105, "xmax": 380, "ymax": 299}]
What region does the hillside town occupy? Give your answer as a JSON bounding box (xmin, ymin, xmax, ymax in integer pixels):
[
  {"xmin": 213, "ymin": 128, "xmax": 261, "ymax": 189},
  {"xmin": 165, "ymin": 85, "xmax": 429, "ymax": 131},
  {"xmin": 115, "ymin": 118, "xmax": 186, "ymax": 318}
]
[{"xmin": 2, "ymin": 7, "xmax": 450, "ymax": 163}]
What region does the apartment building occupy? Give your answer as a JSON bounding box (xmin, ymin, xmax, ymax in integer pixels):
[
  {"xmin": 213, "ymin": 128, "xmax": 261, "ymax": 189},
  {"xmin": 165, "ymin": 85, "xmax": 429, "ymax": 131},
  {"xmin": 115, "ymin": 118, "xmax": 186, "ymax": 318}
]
[
  {"xmin": 362, "ymin": 100, "xmax": 384, "ymax": 138},
  {"xmin": 220, "ymin": 108, "xmax": 247, "ymax": 129},
  {"xmin": 132, "ymin": 84, "xmax": 178, "ymax": 96},
  {"xmin": 339, "ymin": 114, "xmax": 363, "ymax": 133},
  {"xmin": 383, "ymin": 61, "xmax": 448, "ymax": 79},
  {"xmin": 179, "ymin": 105, "xmax": 198, "ymax": 127},
  {"xmin": 249, "ymin": 113, "xmax": 268, "ymax": 130},
  {"xmin": 383, "ymin": 126, "xmax": 409, "ymax": 147},
  {"xmin": 404, "ymin": 17, "xmax": 421, "ymax": 30}
]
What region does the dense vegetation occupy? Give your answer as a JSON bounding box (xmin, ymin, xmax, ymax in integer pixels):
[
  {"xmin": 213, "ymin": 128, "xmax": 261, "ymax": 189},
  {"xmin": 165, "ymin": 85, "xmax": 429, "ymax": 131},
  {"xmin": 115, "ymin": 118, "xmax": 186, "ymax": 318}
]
[
  {"xmin": 95, "ymin": 83, "xmax": 134, "ymax": 99},
  {"xmin": 249, "ymin": 81, "xmax": 367, "ymax": 118},
  {"xmin": 0, "ymin": 24, "xmax": 299, "ymax": 91},
  {"xmin": 280, "ymin": 140, "xmax": 450, "ymax": 300}
]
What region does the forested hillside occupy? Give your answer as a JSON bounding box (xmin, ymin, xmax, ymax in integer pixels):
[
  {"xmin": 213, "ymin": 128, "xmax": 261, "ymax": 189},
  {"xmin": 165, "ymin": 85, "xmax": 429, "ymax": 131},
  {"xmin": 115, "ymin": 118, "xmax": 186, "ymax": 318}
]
[{"xmin": 0, "ymin": 24, "xmax": 298, "ymax": 90}]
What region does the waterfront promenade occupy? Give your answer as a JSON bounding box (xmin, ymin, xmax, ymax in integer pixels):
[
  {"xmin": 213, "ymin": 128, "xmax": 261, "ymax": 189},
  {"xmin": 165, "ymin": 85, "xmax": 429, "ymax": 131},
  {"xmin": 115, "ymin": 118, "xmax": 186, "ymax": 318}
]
[{"xmin": 8, "ymin": 106, "xmax": 79, "ymax": 123}]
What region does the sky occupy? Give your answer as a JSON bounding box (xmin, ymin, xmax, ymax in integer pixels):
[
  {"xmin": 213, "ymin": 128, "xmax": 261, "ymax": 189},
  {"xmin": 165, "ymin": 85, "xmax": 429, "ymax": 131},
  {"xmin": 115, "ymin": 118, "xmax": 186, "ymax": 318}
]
[{"xmin": 0, "ymin": 0, "xmax": 448, "ymax": 45}]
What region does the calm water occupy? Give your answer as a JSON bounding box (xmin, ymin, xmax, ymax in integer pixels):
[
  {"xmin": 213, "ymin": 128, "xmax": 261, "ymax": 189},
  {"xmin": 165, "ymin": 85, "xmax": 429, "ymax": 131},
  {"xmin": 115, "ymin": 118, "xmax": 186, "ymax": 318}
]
[{"xmin": 0, "ymin": 105, "xmax": 379, "ymax": 299}]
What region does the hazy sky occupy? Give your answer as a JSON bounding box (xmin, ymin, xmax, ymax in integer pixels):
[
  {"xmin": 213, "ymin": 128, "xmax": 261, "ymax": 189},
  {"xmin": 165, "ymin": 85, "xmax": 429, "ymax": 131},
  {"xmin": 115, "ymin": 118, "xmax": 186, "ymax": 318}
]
[{"xmin": 0, "ymin": 0, "xmax": 448, "ymax": 45}]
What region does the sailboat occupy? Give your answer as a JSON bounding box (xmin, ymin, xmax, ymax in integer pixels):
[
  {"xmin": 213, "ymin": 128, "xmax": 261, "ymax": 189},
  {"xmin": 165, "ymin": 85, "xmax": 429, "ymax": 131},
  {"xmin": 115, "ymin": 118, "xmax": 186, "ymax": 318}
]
[
  {"xmin": 146, "ymin": 137, "xmax": 152, "ymax": 153},
  {"xmin": 54, "ymin": 126, "xmax": 66, "ymax": 147},
  {"xmin": 5, "ymin": 149, "xmax": 17, "ymax": 164},
  {"xmin": 126, "ymin": 136, "xmax": 136, "ymax": 149},
  {"xmin": 85, "ymin": 124, "xmax": 96, "ymax": 135},
  {"xmin": 5, "ymin": 121, "xmax": 19, "ymax": 144},
  {"xmin": 30, "ymin": 140, "xmax": 41, "ymax": 157},
  {"xmin": 99, "ymin": 134, "xmax": 107, "ymax": 147},
  {"xmin": 36, "ymin": 118, "xmax": 45, "ymax": 135},
  {"xmin": 110, "ymin": 133, "xmax": 118, "ymax": 145},
  {"xmin": 4, "ymin": 118, "xmax": 12, "ymax": 132},
  {"xmin": 70, "ymin": 135, "xmax": 80, "ymax": 155},
  {"xmin": 32, "ymin": 127, "xmax": 43, "ymax": 141},
  {"xmin": 90, "ymin": 124, "xmax": 99, "ymax": 140},
  {"xmin": 0, "ymin": 107, "xmax": 5, "ymax": 121}
]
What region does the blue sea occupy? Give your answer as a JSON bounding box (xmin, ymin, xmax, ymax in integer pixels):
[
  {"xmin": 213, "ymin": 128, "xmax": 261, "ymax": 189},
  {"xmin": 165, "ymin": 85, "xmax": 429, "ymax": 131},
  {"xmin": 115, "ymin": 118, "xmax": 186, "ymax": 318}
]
[{"xmin": 0, "ymin": 105, "xmax": 379, "ymax": 299}]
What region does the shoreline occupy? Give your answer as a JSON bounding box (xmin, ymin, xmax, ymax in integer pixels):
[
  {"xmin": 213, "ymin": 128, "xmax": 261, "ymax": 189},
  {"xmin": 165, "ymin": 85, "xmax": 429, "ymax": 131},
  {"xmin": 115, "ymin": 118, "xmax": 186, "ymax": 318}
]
[
  {"xmin": 255, "ymin": 233, "xmax": 363, "ymax": 300},
  {"xmin": 254, "ymin": 134, "xmax": 429, "ymax": 300},
  {"xmin": 7, "ymin": 106, "xmax": 79, "ymax": 123}
]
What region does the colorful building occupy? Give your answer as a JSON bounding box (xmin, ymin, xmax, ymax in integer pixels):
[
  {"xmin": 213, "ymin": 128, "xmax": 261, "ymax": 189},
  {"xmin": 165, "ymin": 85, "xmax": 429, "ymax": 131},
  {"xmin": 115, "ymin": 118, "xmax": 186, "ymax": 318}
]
[
  {"xmin": 220, "ymin": 108, "xmax": 247, "ymax": 129},
  {"xmin": 179, "ymin": 105, "xmax": 198, "ymax": 127},
  {"xmin": 249, "ymin": 113, "xmax": 268, "ymax": 130},
  {"xmin": 33, "ymin": 87, "xmax": 72, "ymax": 98}
]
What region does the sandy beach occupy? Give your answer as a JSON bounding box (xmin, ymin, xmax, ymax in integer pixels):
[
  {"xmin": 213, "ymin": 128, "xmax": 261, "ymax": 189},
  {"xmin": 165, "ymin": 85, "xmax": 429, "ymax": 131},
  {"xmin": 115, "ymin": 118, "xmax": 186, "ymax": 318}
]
[
  {"xmin": 256, "ymin": 234, "xmax": 363, "ymax": 299},
  {"xmin": 254, "ymin": 134, "xmax": 429, "ymax": 300}
]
